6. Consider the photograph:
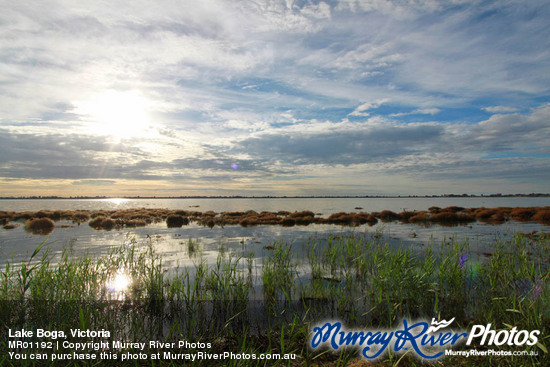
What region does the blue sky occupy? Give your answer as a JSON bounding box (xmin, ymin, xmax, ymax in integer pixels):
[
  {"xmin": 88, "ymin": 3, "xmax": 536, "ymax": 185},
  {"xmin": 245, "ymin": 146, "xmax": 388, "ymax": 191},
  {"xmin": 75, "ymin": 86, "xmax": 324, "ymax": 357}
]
[{"xmin": 1, "ymin": 0, "xmax": 549, "ymax": 196}]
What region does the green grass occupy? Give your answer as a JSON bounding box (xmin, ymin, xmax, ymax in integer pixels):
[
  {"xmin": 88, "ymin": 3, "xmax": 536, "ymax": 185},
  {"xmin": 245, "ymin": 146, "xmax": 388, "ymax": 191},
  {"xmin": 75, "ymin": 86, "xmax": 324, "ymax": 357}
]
[{"xmin": 0, "ymin": 233, "xmax": 549, "ymax": 366}]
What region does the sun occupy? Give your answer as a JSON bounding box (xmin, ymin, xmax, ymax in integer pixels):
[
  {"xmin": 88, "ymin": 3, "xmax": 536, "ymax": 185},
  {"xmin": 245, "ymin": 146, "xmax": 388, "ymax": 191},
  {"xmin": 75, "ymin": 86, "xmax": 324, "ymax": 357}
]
[{"xmin": 75, "ymin": 90, "xmax": 153, "ymax": 140}]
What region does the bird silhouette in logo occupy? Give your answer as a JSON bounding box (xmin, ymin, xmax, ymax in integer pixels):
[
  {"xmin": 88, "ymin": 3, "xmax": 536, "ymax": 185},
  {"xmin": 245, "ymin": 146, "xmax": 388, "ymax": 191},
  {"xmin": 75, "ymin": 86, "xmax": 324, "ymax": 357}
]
[{"xmin": 427, "ymin": 318, "xmax": 456, "ymax": 333}]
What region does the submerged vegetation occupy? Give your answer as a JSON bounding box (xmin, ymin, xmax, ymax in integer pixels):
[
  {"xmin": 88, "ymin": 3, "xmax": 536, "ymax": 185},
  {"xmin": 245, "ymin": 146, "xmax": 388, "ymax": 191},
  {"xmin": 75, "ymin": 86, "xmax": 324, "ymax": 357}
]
[
  {"xmin": 1, "ymin": 206, "xmax": 550, "ymax": 235},
  {"xmin": 0, "ymin": 233, "xmax": 549, "ymax": 366}
]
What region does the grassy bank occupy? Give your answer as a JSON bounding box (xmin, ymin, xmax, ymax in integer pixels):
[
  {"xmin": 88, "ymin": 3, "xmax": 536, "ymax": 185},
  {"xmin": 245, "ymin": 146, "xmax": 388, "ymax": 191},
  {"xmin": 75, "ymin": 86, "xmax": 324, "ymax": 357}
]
[{"xmin": 0, "ymin": 233, "xmax": 548, "ymax": 366}]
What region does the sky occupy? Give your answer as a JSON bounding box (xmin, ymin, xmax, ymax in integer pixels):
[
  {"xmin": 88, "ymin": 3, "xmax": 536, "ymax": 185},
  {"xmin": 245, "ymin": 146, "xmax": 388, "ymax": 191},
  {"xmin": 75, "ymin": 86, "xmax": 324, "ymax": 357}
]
[{"xmin": 1, "ymin": 0, "xmax": 549, "ymax": 197}]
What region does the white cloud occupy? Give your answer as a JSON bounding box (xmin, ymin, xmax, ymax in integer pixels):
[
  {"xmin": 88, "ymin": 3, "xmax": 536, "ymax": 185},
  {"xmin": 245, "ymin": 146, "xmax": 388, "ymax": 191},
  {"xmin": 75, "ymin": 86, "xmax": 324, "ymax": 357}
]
[
  {"xmin": 466, "ymin": 103, "xmax": 550, "ymax": 152},
  {"xmin": 390, "ymin": 108, "xmax": 441, "ymax": 117},
  {"xmin": 349, "ymin": 99, "xmax": 389, "ymax": 116},
  {"xmin": 482, "ymin": 106, "xmax": 518, "ymax": 114},
  {"xmin": 415, "ymin": 108, "xmax": 440, "ymax": 115},
  {"xmin": 1, "ymin": 0, "xmax": 549, "ymax": 195},
  {"xmin": 301, "ymin": 1, "xmax": 331, "ymax": 20}
]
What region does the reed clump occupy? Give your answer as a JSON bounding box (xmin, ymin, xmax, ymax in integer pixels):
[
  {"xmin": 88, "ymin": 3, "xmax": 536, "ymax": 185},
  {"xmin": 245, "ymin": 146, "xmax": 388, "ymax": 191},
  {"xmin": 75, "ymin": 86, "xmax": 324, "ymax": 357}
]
[
  {"xmin": 13, "ymin": 212, "xmax": 32, "ymax": 221},
  {"xmin": 166, "ymin": 214, "xmax": 188, "ymax": 228},
  {"xmin": 101, "ymin": 218, "xmax": 116, "ymax": 230},
  {"xmin": 510, "ymin": 207, "xmax": 538, "ymax": 221},
  {"xmin": 238, "ymin": 217, "xmax": 256, "ymax": 227},
  {"xmin": 326, "ymin": 212, "xmax": 356, "ymax": 225},
  {"xmin": 256, "ymin": 212, "xmax": 282, "ymax": 225},
  {"xmin": 397, "ymin": 211, "xmax": 417, "ymax": 223},
  {"xmin": 33, "ymin": 210, "xmax": 53, "ymax": 219},
  {"xmin": 353, "ymin": 212, "xmax": 378, "ymax": 226},
  {"xmin": 280, "ymin": 217, "xmax": 296, "ymax": 227},
  {"xmin": 377, "ymin": 210, "xmax": 399, "ymax": 222},
  {"xmin": 88, "ymin": 216, "xmax": 116, "ymax": 230},
  {"xmin": 24, "ymin": 217, "xmax": 55, "ymax": 235},
  {"xmin": 474, "ymin": 207, "xmax": 510, "ymax": 224},
  {"xmin": 72, "ymin": 211, "xmax": 90, "ymax": 223},
  {"xmin": 0, "ymin": 211, "xmax": 11, "ymax": 225},
  {"xmin": 474, "ymin": 208, "xmax": 497, "ymax": 219},
  {"xmin": 533, "ymin": 209, "xmax": 550, "ymax": 224},
  {"xmin": 288, "ymin": 211, "xmax": 315, "ymax": 225},
  {"xmin": 289, "ymin": 210, "xmax": 315, "ymax": 218},
  {"xmin": 325, "ymin": 212, "xmax": 377, "ymax": 226},
  {"xmin": 430, "ymin": 212, "xmax": 475, "ymax": 225},
  {"xmin": 409, "ymin": 211, "xmax": 429, "ymax": 223},
  {"xmin": 489, "ymin": 212, "xmax": 507, "ymax": 222},
  {"xmin": 441, "ymin": 206, "xmax": 465, "ymax": 213},
  {"xmin": 6, "ymin": 205, "xmax": 550, "ymax": 235},
  {"xmin": 125, "ymin": 219, "xmax": 147, "ymax": 227}
]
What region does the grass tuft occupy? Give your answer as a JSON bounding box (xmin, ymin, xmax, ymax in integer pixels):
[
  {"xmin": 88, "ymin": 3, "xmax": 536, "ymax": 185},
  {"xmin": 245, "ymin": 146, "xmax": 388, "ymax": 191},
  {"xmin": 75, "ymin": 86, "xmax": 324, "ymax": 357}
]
[
  {"xmin": 166, "ymin": 214, "xmax": 188, "ymax": 228},
  {"xmin": 378, "ymin": 210, "xmax": 399, "ymax": 222},
  {"xmin": 533, "ymin": 209, "xmax": 550, "ymax": 224},
  {"xmin": 88, "ymin": 216, "xmax": 116, "ymax": 230},
  {"xmin": 510, "ymin": 207, "xmax": 537, "ymax": 221},
  {"xmin": 24, "ymin": 218, "xmax": 55, "ymax": 235}
]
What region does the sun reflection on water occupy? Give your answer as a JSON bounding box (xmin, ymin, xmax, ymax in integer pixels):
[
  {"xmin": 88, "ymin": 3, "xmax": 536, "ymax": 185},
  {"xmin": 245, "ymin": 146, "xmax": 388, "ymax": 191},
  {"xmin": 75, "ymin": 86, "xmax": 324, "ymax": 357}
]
[
  {"xmin": 106, "ymin": 270, "xmax": 131, "ymax": 300},
  {"xmin": 102, "ymin": 198, "xmax": 128, "ymax": 206}
]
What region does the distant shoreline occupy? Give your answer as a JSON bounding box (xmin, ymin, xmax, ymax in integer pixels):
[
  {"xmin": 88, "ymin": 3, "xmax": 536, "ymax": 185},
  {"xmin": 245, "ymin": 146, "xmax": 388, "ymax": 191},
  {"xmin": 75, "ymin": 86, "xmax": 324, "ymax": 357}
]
[{"xmin": 1, "ymin": 193, "xmax": 549, "ymax": 200}]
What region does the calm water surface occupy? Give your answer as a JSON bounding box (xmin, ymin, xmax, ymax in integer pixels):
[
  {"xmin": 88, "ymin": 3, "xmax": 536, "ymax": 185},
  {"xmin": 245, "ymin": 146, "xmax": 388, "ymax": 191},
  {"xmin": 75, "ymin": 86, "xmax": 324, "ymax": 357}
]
[
  {"xmin": 1, "ymin": 197, "xmax": 548, "ymax": 272},
  {"xmin": 2, "ymin": 197, "xmax": 550, "ymax": 213}
]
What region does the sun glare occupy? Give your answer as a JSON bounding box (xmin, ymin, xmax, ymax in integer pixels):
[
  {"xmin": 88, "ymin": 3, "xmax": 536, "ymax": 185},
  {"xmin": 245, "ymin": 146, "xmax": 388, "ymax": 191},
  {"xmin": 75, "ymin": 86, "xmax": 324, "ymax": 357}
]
[
  {"xmin": 75, "ymin": 90, "xmax": 153, "ymax": 140},
  {"xmin": 102, "ymin": 198, "xmax": 129, "ymax": 206},
  {"xmin": 106, "ymin": 270, "xmax": 131, "ymax": 300}
]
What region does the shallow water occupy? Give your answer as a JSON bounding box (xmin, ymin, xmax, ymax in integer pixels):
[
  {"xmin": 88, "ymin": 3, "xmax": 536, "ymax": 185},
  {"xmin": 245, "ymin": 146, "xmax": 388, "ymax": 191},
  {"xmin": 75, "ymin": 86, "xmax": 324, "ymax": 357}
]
[
  {"xmin": 1, "ymin": 200, "xmax": 547, "ymax": 270},
  {"xmin": 2, "ymin": 198, "xmax": 549, "ymax": 305},
  {"xmin": 0, "ymin": 198, "xmax": 547, "ymax": 272}
]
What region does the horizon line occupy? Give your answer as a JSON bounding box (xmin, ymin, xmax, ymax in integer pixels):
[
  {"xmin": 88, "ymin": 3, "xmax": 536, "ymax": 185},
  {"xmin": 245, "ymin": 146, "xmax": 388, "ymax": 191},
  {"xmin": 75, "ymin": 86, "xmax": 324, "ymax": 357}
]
[{"xmin": 1, "ymin": 193, "xmax": 549, "ymax": 200}]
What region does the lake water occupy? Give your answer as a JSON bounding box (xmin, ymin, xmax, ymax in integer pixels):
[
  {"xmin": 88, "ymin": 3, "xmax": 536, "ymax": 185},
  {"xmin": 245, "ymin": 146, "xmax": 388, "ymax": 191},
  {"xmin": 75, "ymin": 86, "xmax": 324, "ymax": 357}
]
[
  {"xmin": 2, "ymin": 196, "xmax": 550, "ymax": 213},
  {"xmin": 1, "ymin": 197, "xmax": 549, "ymax": 272}
]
